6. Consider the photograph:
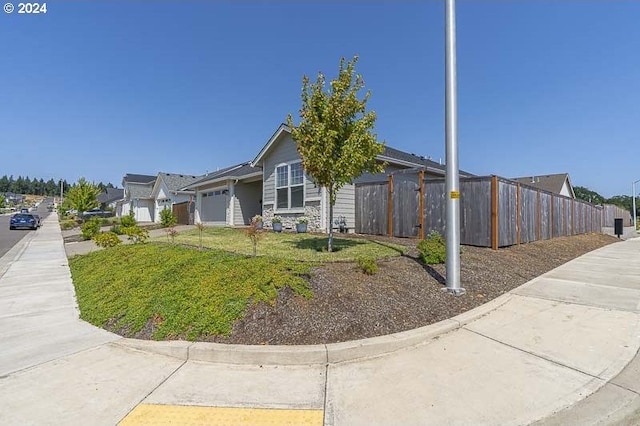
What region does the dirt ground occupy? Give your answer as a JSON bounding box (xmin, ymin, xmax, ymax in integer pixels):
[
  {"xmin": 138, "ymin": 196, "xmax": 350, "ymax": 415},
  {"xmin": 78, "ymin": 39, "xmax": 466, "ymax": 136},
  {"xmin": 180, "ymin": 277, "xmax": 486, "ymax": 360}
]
[{"xmin": 203, "ymin": 233, "xmax": 620, "ymax": 345}]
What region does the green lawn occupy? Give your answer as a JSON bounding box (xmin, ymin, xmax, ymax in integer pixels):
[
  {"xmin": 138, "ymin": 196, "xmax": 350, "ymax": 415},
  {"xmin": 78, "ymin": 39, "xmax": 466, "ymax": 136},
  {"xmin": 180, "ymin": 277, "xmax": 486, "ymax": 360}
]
[
  {"xmin": 70, "ymin": 244, "xmax": 312, "ymax": 340},
  {"xmin": 153, "ymin": 227, "xmax": 406, "ymax": 261}
]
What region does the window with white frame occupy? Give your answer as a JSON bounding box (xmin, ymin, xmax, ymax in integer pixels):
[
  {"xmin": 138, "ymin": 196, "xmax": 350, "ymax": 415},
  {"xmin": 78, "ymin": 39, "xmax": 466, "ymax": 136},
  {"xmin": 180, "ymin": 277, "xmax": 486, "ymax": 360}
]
[{"xmin": 276, "ymin": 162, "xmax": 304, "ymax": 210}]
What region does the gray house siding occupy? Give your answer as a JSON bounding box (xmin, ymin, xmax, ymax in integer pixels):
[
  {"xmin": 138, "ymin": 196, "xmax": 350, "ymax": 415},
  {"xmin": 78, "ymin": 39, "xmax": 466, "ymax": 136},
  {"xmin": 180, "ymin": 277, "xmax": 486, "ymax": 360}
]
[
  {"xmin": 233, "ymin": 181, "xmax": 262, "ymax": 226},
  {"xmin": 333, "ymin": 184, "xmax": 355, "ymax": 231},
  {"xmin": 262, "ymin": 133, "xmax": 319, "ymax": 206}
]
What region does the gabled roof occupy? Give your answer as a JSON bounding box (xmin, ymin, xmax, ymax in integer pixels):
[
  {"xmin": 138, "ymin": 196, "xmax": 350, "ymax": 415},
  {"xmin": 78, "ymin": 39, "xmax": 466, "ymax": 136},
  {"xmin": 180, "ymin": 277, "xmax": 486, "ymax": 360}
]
[
  {"xmin": 156, "ymin": 172, "xmax": 201, "ymax": 193},
  {"xmin": 128, "ymin": 184, "xmax": 154, "ymax": 200},
  {"xmin": 184, "ymin": 162, "xmax": 263, "ymax": 190},
  {"xmin": 97, "ymin": 187, "xmax": 124, "ymax": 204},
  {"xmin": 123, "ymin": 173, "xmax": 156, "ymax": 185},
  {"xmin": 512, "ymin": 173, "xmax": 575, "ymax": 198},
  {"xmin": 251, "ymin": 123, "xmax": 474, "ymax": 177}
]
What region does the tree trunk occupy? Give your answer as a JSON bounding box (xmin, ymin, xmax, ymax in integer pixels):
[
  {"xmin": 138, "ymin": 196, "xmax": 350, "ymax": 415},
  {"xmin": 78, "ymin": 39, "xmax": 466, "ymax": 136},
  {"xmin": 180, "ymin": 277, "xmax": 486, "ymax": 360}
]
[{"xmin": 328, "ymin": 193, "xmax": 334, "ymax": 253}]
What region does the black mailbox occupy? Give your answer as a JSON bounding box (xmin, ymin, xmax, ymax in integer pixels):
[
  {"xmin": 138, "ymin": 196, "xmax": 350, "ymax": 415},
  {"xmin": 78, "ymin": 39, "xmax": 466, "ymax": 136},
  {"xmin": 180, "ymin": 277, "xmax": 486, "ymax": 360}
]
[{"xmin": 614, "ymin": 218, "xmax": 624, "ymax": 238}]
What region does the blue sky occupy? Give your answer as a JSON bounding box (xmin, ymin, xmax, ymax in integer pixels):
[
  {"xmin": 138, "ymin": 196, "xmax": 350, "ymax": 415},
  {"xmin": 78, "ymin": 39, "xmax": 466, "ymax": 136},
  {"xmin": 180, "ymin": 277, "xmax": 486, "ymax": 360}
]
[{"xmin": 1, "ymin": 1, "xmax": 638, "ymax": 197}]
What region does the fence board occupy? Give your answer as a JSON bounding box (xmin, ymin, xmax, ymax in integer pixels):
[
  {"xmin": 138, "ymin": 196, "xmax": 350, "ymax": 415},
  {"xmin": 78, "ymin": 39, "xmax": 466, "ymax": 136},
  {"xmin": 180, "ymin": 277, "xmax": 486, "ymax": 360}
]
[
  {"xmin": 498, "ymin": 180, "xmax": 518, "ymax": 246},
  {"xmin": 355, "ymin": 183, "xmax": 388, "ymax": 235}
]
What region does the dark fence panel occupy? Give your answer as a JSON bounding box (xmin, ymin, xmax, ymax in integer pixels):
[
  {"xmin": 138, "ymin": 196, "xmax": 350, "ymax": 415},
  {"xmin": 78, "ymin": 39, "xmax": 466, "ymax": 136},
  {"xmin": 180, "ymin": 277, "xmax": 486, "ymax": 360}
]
[
  {"xmin": 355, "ymin": 182, "xmax": 388, "ymax": 235},
  {"xmin": 459, "ymin": 178, "xmax": 492, "ymax": 247},
  {"xmin": 392, "ymin": 174, "xmax": 420, "ymax": 237},
  {"xmin": 498, "ymin": 180, "xmax": 518, "ymax": 247},
  {"xmin": 355, "ymin": 173, "xmax": 612, "ymax": 248},
  {"xmin": 424, "ymin": 180, "xmax": 446, "ymax": 238}
]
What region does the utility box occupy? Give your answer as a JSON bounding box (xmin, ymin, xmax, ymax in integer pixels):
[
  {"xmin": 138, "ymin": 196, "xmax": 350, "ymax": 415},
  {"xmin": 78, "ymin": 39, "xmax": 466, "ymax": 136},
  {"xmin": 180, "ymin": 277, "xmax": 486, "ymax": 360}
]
[{"xmin": 614, "ymin": 218, "xmax": 624, "ymax": 238}]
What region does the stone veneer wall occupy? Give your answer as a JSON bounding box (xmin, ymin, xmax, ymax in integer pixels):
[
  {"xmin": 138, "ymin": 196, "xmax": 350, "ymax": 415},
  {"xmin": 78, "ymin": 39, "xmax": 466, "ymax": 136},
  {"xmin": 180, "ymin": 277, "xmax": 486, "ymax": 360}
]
[{"xmin": 263, "ymin": 200, "xmax": 322, "ymax": 232}]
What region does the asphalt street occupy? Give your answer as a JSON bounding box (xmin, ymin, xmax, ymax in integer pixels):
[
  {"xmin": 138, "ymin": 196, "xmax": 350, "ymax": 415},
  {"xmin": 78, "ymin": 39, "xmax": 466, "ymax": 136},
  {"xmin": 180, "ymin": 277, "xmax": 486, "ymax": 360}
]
[{"xmin": 0, "ymin": 198, "xmax": 52, "ymax": 258}]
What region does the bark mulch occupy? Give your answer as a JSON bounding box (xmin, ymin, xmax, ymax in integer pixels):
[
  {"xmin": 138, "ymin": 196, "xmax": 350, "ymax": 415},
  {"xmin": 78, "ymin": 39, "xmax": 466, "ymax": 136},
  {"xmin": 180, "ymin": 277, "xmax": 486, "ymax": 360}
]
[{"xmin": 208, "ymin": 233, "xmax": 619, "ymax": 345}]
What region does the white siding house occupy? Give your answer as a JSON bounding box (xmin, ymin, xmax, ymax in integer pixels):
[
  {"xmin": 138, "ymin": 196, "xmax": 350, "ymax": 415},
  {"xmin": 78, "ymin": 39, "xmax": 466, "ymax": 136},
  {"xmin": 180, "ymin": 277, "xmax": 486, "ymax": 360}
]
[
  {"xmin": 118, "ymin": 174, "xmax": 156, "ymax": 223},
  {"xmin": 150, "ymin": 172, "xmax": 200, "ymax": 223}
]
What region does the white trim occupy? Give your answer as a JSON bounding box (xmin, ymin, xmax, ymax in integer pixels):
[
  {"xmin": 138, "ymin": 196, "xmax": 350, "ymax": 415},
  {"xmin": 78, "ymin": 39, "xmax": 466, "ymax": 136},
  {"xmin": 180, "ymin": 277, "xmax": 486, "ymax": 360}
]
[
  {"xmin": 274, "ymin": 208, "xmax": 306, "ymax": 214},
  {"xmin": 320, "ymin": 186, "xmax": 328, "ymax": 232},
  {"xmin": 252, "ymin": 124, "xmax": 291, "ymax": 167},
  {"xmin": 306, "ymin": 197, "xmax": 321, "ymax": 202},
  {"xmin": 228, "ymin": 180, "xmax": 235, "ymax": 226}
]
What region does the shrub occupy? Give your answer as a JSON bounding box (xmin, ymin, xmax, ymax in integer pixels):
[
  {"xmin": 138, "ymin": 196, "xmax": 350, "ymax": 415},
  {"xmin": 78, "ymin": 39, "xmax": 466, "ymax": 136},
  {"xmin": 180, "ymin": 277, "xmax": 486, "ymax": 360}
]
[
  {"xmin": 122, "ymin": 226, "xmax": 149, "ymax": 244},
  {"xmin": 60, "ymin": 219, "xmax": 78, "ymax": 230},
  {"xmin": 417, "ymin": 230, "xmax": 447, "ymax": 264},
  {"xmin": 160, "ymin": 207, "xmax": 177, "ymax": 228},
  {"xmin": 93, "ymin": 232, "xmax": 122, "ymax": 248},
  {"xmin": 120, "ymin": 212, "xmax": 136, "ymax": 228},
  {"xmin": 110, "ymin": 224, "xmax": 123, "ymax": 235},
  {"xmin": 356, "ymin": 255, "xmax": 378, "ymax": 275},
  {"xmin": 81, "ymin": 217, "xmax": 102, "ymax": 240}
]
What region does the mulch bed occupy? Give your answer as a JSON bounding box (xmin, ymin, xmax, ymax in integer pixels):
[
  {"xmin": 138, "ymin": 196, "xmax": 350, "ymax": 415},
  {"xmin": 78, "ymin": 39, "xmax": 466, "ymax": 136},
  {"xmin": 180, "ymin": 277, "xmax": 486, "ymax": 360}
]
[{"xmin": 206, "ymin": 233, "xmax": 619, "ymax": 345}]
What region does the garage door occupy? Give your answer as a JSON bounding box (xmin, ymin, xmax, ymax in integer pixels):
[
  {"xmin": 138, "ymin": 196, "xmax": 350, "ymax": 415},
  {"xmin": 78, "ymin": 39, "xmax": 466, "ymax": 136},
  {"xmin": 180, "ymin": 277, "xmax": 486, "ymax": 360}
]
[{"xmin": 201, "ymin": 190, "xmax": 227, "ymax": 223}]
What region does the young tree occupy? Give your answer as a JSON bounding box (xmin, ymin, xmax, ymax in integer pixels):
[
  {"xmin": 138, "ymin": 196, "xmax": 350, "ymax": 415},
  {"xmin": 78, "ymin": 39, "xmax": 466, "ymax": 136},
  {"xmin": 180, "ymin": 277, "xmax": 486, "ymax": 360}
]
[
  {"xmin": 287, "ymin": 55, "xmax": 385, "ymax": 252},
  {"xmin": 65, "ymin": 177, "xmax": 100, "ymax": 220}
]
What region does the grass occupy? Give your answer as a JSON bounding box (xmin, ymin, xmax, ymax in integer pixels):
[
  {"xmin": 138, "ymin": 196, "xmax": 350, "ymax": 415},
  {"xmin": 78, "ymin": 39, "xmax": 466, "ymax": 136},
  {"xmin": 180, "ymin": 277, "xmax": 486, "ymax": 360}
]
[
  {"xmin": 153, "ymin": 227, "xmax": 406, "ymax": 261},
  {"xmin": 69, "ymin": 244, "xmax": 312, "ymax": 340}
]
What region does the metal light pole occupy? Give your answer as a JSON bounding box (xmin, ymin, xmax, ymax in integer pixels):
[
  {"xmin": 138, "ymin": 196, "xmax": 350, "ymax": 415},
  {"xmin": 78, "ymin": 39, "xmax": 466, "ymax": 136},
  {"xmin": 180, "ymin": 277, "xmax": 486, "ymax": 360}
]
[
  {"xmin": 633, "ymin": 179, "xmax": 639, "ymax": 230},
  {"xmin": 444, "ymin": 0, "xmax": 464, "ymax": 295}
]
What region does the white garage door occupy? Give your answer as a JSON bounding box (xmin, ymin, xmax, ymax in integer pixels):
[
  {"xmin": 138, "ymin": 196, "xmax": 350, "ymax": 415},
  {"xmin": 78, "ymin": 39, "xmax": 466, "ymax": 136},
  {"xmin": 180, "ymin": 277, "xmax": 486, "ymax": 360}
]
[{"xmin": 201, "ymin": 190, "xmax": 227, "ymax": 223}]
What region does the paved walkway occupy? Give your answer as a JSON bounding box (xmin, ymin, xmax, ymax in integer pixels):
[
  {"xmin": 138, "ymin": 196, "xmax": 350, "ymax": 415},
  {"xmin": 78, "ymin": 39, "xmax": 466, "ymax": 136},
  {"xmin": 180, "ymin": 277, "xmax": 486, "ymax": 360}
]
[{"xmin": 1, "ymin": 214, "xmax": 639, "ymax": 425}]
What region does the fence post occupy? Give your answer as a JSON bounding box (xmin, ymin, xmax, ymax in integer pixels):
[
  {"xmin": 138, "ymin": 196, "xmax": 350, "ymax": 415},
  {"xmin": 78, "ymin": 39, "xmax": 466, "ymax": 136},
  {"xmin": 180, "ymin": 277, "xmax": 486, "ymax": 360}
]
[
  {"xmin": 491, "ymin": 176, "xmax": 499, "ymax": 250},
  {"xmin": 537, "ymin": 189, "xmax": 541, "ymax": 241},
  {"xmin": 551, "ymin": 196, "xmax": 555, "ymax": 238},
  {"xmin": 418, "ymin": 170, "xmax": 425, "ymax": 240},
  {"xmin": 516, "ymin": 183, "xmax": 521, "ymax": 245},
  {"xmin": 388, "ymin": 174, "xmax": 393, "ymax": 237}
]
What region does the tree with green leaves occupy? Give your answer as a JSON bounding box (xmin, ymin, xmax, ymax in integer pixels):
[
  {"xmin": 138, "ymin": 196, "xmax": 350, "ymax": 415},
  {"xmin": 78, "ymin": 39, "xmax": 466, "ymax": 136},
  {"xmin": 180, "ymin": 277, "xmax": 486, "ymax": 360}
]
[
  {"xmin": 574, "ymin": 186, "xmax": 605, "ymax": 205},
  {"xmin": 65, "ymin": 177, "xmax": 100, "ymax": 221},
  {"xmin": 287, "ymin": 55, "xmax": 385, "ymax": 252}
]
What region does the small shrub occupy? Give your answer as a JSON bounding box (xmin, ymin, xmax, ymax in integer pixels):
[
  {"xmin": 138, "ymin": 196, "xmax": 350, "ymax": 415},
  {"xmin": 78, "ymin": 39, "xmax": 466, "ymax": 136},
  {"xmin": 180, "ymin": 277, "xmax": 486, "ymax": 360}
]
[
  {"xmin": 356, "ymin": 255, "xmax": 378, "ymax": 275},
  {"xmin": 160, "ymin": 207, "xmax": 177, "ymax": 228},
  {"xmin": 417, "ymin": 230, "xmax": 447, "ymax": 264},
  {"xmin": 120, "ymin": 212, "xmax": 136, "ymax": 228},
  {"xmin": 297, "ymin": 216, "xmax": 309, "ymax": 224},
  {"xmin": 252, "ymin": 214, "xmax": 263, "ymax": 223},
  {"xmin": 93, "ymin": 232, "xmax": 122, "ymax": 248},
  {"xmin": 81, "ymin": 217, "xmax": 102, "ymax": 240},
  {"xmin": 195, "ymin": 222, "xmax": 206, "ymax": 250},
  {"xmin": 122, "ymin": 226, "xmax": 149, "ymax": 244},
  {"xmin": 110, "ymin": 224, "xmax": 123, "ymax": 235},
  {"xmin": 165, "ymin": 227, "xmax": 179, "ymax": 244},
  {"xmin": 60, "ymin": 220, "xmax": 78, "ymax": 230},
  {"xmin": 271, "ymin": 215, "xmax": 282, "ymax": 223},
  {"xmin": 245, "ymin": 219, "xmax": 264, "ymax": 257}
]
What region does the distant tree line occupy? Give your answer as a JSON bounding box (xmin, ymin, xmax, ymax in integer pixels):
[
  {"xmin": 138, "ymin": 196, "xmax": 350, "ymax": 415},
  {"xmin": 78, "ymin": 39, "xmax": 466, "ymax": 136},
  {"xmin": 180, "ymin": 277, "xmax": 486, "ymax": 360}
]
[
  {"xmin": 0, "ymin": 175, "xmax": 115, "ymax": 197},
  {"xmin": 574, "ymin": 186, "xmax": 638, "ymax": 217}
]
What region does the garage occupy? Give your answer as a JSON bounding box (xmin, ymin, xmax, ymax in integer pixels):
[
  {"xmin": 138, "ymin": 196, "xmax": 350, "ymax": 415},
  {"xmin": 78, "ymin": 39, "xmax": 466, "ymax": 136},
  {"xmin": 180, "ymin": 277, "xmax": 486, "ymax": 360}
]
[{"xmin": 200, "ymin": 189, "xmax": 227, "ymax": 223}]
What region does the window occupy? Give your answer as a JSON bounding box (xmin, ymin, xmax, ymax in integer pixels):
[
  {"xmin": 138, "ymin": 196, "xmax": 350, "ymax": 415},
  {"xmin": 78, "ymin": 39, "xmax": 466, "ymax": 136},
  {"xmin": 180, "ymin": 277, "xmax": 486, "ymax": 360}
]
[{"xmin": 275, "ymin": 162, "xmax": 304, "ymax": 210}]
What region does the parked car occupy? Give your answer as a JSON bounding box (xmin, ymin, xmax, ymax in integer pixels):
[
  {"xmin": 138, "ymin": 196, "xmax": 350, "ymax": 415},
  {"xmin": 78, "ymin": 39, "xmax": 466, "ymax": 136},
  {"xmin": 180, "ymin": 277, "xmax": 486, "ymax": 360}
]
[
  {"xmin": 9, "ymin": 213, "xmax": 38, "ymax": 230},
  {"xmin": 20, "ymin": 207, "xmax": 30, "ymax": 213},
  {"xmin": 32, "ymin": 214, "xmax": 42, "ymax": 228},
  {"xmin": 81, "ymin": 208, "xmax": 113, "ymax": 219}
]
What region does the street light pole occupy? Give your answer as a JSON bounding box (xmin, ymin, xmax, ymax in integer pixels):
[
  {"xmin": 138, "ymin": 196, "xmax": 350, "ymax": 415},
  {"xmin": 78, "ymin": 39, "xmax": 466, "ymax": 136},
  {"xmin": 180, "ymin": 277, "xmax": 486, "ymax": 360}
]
[
  {"xmin": 633, "ymin": 180, "xmax": 639, "ymax": 230},
  {"xmin": 444, "ymin": 0, "xmax": 464, "ymax": 295}
]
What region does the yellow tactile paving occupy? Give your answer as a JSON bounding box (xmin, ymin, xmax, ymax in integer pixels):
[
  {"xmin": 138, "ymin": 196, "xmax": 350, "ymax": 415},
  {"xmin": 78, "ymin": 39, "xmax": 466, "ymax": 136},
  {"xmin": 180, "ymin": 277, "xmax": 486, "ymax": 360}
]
[{"xmin": 118, "ymin": 403, "xmax": 324, "ymax": 426}]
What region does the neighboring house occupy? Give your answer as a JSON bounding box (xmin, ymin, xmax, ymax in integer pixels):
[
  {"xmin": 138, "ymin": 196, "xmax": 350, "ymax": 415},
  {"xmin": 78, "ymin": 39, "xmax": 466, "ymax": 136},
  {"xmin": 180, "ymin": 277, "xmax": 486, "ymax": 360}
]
[
  {"xmin": 512, "ymin": 173, "xmax": 576, "ymax": 199},
  {"xmin": 96, "ymin": 187, "xmax": 124, "ymax": 211},
  {"xmin": 150, "ymin": 172, "xmax": 201, "ymax": 222},
  {"xmin": 117, "ymin": 174, "xmax": 156, "ymax": 222},
  {"xmin": 251, "ymin": 123, "xmax": 474, "ymax": 232},
  {"xmin": 183, "ymin": 162, "xmax": 263, "ymax": 226}
]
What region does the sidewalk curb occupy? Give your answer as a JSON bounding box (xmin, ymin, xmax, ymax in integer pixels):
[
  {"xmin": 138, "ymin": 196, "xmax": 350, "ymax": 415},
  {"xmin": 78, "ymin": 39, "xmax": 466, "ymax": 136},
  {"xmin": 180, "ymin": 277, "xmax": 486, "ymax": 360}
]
[
  {"xmin": 0, "ymin": 230, "xmax": 36, "ymax": 279},
  {"xmin": 114, "ymin": 293, "xmax": 515, "ymax": 366}
]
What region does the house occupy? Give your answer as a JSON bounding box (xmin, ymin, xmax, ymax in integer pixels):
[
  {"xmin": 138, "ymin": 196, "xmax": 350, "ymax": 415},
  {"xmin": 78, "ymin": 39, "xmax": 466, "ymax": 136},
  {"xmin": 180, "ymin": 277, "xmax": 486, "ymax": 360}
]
[
  {"xmin": 250, "ymin": 123, "xmax": 473, "ymax": 232},
  {"xmin": 150, "ymin": 172, "xmax": 201, "ymax": 222},
  {"xmin": 182, "ymin": 162, "xmax": 263, "ymax": 226},
  {"xmin": 512, "ymin": 173, "xmax": 575, "ymax": 199},
  {"xmin": 96, "ymin": 187, "xmax": 124, "ymax": 211},
  {"xmin": 117, "ymin": 174, "xmax": 156, "ymax": 221}
]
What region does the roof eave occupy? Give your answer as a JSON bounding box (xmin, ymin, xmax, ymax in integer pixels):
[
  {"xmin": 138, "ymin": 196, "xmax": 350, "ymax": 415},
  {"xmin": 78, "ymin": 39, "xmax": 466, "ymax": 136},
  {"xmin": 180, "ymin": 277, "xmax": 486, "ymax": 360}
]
[{"xmin": 251, "ymin": 124, "xmax": 291, "ymax": 167}]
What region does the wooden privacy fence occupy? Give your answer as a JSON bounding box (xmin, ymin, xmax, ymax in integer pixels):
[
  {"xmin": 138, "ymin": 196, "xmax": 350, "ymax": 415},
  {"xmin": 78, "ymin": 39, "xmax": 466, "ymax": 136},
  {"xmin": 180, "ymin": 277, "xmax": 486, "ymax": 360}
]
[{"xmin": 355, "ymin": 173, "xmax": 631, "ymax": 248}]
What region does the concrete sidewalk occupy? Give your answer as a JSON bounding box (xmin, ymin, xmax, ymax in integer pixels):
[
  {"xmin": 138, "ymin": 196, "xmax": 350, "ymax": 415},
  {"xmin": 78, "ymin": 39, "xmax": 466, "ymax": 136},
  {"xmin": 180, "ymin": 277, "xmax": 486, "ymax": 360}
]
[{"xmin": 1, "ymin": 214, "xmax": 639, "ymax": 425}]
